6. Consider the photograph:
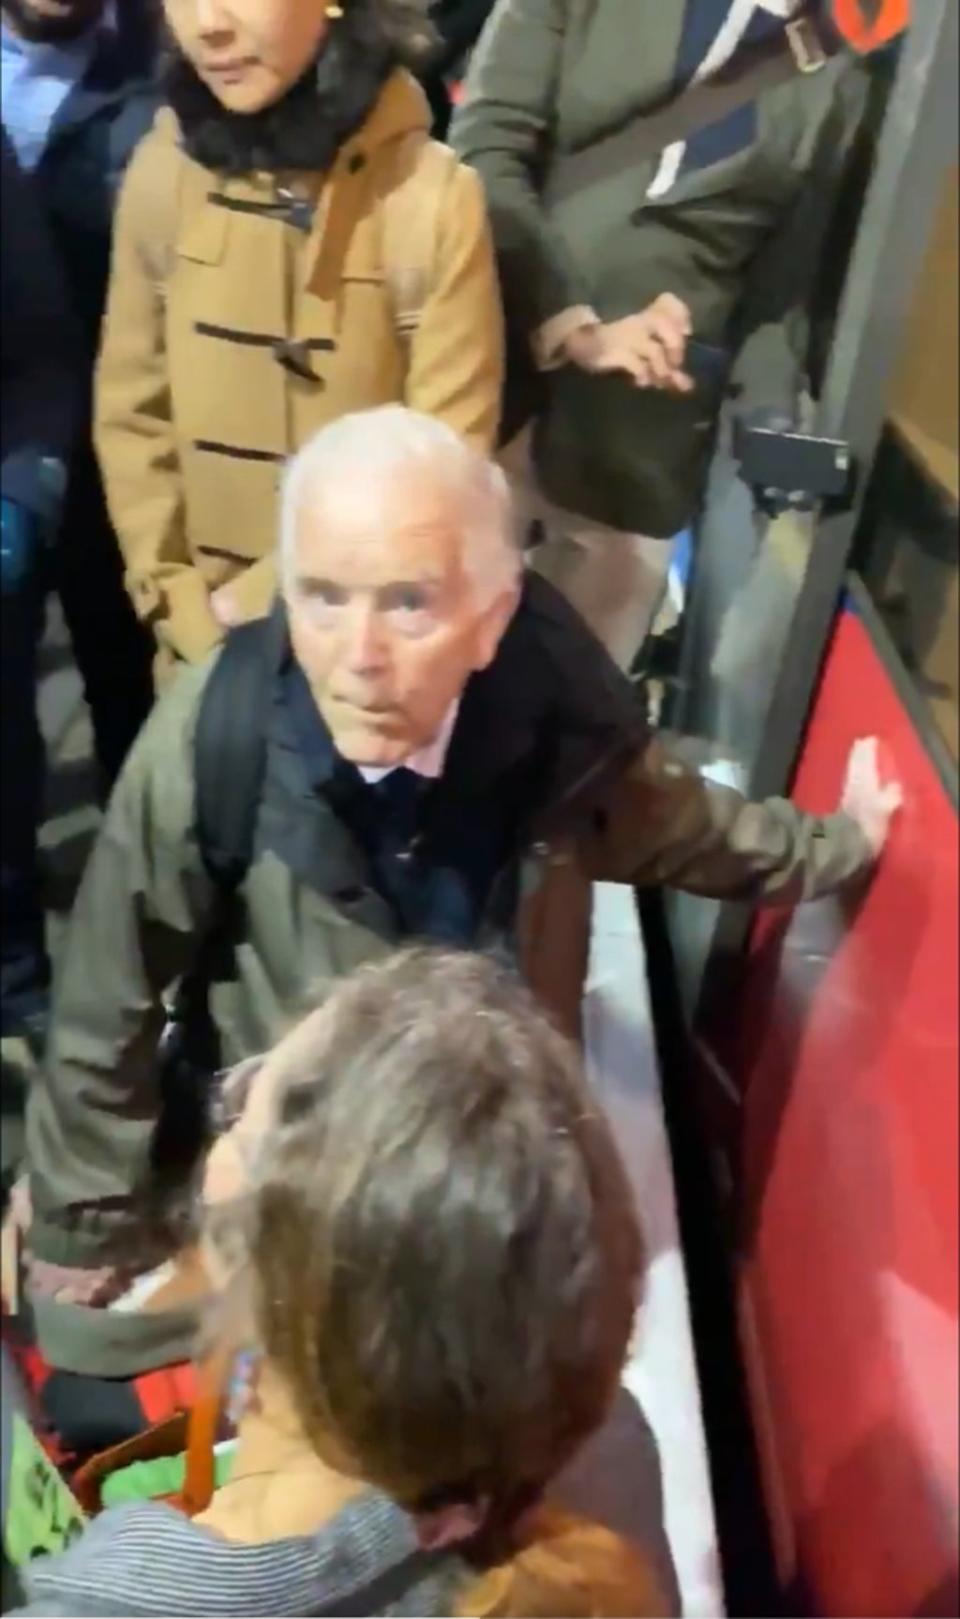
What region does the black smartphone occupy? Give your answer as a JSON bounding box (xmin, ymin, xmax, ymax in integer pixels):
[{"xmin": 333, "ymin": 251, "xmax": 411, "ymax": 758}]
[{"xmin": 685, "ymin": 338, "xmax": 733, "ymax": 391}]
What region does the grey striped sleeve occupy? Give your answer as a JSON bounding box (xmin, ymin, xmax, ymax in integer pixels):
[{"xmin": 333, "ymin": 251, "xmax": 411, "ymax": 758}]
[{"xmin": 12, "ymin": 1494, "xmax": 461, "ymax": 1618}]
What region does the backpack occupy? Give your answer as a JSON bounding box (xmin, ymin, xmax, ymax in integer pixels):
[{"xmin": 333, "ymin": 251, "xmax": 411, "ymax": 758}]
[
  {"xmin": 136, "ymin": 108, "xmax": 459, "ymax": 348},
  {"xmin": 192, "ymin": 613, "xmax": 277, "ymax": 893},
  {"xmin": 149, "ymin": 618, "xmax": 275, "ymax": 1189}
]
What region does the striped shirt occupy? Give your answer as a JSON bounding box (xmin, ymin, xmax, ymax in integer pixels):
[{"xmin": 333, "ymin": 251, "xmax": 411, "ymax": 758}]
[{"xmin": 12, "ymin": 1493, "xmax": 463, "ymax": 1617}]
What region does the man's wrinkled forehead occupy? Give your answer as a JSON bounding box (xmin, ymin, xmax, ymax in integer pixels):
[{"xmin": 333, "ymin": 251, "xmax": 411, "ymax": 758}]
[{"xmin": 291, "ymin": 465, "xmax": 471, "ymax": 584}]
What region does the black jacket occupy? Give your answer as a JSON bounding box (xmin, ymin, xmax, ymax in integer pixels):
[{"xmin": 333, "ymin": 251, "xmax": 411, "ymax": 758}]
[
  {"xmin": 430, "ymin": 0, "xmax": 496, "ymax": 72},
  {"xmin": 422, "ymin": 0, "xmax": 496, "ymax": 135},
  {"xmin": 32, "ymin": 4, "xmax": 159, "ymax": 365},
  {"xmin": 0, "ymin": 131, "xmax": 78, "ymax": 523}
]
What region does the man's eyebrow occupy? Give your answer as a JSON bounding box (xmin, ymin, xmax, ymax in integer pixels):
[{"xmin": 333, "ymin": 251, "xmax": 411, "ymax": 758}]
[
  {"xmin": 294, "ymin": 575, "xmax": 444, "ymax": 591},
  {"xmin": 295, "ymin": 574, "xmax": 347, "ymax": 594},
  {"xmin": 377, "ymin": 576, "xmax": 444, "ymax": 592}
]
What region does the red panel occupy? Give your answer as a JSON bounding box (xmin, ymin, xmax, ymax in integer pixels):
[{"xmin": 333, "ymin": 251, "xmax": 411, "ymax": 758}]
[
  {"xmin": 725, "ymin": 609, "xmax": 959, "ymax": 1617},
  {"xmin": 137, "ymin": 1363, "xmax": 198, "ymax": 1427}
]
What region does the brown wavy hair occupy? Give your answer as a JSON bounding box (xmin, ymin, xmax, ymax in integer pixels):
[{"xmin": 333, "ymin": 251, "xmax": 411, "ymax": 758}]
[{"xmin": 239, "ymin": 948, "xmax": 659, "ymax": 1615}]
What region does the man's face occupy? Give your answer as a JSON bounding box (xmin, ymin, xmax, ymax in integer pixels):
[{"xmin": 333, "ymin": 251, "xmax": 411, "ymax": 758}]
[
  {"xmin": 286, "ymin": 471, "xmax": 517, "ymax": 768},
  {"xmin": 2, "ymin": 0, "xmax": 106, "ymax": 42}
]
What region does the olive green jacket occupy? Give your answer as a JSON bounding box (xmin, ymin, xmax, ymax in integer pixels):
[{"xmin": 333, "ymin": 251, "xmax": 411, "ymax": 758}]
[
  {"xmin": 25, "ymin": 580, "xmax": 871, "ymax": 1377},
  {"xmin": 452, "ymin": 0, "xmax": 869, "ymax": 533}
]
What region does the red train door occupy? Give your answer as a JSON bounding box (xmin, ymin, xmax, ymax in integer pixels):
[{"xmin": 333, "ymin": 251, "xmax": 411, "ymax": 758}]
[{"xmin": 660, "ymin": 6, "xmax": 959, "ymax": 1614}]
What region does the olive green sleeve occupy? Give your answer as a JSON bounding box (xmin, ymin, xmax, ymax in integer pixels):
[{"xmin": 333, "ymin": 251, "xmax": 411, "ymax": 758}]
[
  {"xmin": 25, "ymin": 663, "xmax": 218, "ymax": 1272},
  {"xmin": 581, "ymin": 735, "xmax": 874, "ymax": 903},
  {"xmin": 450, "ymin": 0, "xmax": 588, "ymax": 335},
  {"xmin": 732, "ymin": 59, "xmax": 873, "ymax": 396}
]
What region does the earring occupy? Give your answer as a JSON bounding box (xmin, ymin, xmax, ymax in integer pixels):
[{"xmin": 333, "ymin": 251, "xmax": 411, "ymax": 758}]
[{"xmin": 326, "ymin": 2, "xmax": 344, "ymax": 15}]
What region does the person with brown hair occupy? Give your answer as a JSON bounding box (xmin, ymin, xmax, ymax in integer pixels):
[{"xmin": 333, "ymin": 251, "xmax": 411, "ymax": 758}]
[
  {"xmin": 95, "ymin": 0, "xmax": 503, "ymax": 681},
  {"xmin": 11, "ymin": 948, "xmax": 667, "ymax": 1618}
]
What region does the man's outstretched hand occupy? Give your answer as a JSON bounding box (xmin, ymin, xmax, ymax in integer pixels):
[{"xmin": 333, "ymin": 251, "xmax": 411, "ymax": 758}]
[{"xmin": 841, "ymin": 737, "xmax": 903, "ymax": 858}]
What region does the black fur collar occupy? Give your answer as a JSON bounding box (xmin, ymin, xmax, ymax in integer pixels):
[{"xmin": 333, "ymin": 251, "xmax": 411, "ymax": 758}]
[
  {"xmin": 163, "ymin": 0, "xmax": 434, "ymax": 175},
  {"xmin": 164, "ymin": 49, "xmax": 389, "ymax": 176}
]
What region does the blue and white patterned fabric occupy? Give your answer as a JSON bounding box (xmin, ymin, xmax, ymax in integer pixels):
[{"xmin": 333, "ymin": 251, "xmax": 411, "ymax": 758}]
[
  {"xmin": 0, "ymin": 19, "xmax": 101, "ymax": 171},
  {"xmin": 648, "ymin": 0, "xmax": 804, "ymax": 198}
]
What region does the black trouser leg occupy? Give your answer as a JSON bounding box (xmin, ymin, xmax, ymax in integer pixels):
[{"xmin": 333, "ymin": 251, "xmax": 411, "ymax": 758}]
[
  {"xmin": 55, "ymin": 446, "xmax": 154, "ymax": 791},
  {"xmin": 1, "ymin": 552, "xmax": 49, "ymax": 1034}
]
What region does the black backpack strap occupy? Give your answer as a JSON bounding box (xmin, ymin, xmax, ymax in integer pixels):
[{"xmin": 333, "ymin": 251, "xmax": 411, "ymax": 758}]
[
  {"xmin": 151, "ymin": 612, "xmax": 282, "ymax": 1195},
  {"xmin": 193, "ymin": 609, "xmax": 283, "ymax": 891}
]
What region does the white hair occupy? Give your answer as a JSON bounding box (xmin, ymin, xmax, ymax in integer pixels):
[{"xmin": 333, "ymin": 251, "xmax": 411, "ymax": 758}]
[{"xmin": 278, "ymin": 406, "xmax": 520, "ymax": 607}]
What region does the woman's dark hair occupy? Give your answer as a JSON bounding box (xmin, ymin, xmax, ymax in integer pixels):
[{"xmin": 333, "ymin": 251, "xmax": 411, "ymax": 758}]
[{"xmin": 163, "ymin": 0, "xmax": 437, "ymax": 176}]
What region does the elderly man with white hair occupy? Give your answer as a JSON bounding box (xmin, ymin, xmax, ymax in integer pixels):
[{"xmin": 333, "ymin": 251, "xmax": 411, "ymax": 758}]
[{"xmin": 14, "ymin": 405, "xmax": 899, "ymax": 1386}]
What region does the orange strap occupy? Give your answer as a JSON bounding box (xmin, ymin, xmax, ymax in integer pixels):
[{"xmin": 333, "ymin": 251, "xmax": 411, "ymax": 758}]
[
  {"xmin": 69, "ymin": 1352, "xmax": 232, "ymax": 1519},
  {"xmin": 830, "ymin": 0, "xmax": 910, "ymax": 52},
  {"xmin": 71, "ymin": 1413, "xmax": 191, "ymax": 1516},
  {"xmin": 178, "ymin": 1350, "xmax": 232, "ymax": 1516}
]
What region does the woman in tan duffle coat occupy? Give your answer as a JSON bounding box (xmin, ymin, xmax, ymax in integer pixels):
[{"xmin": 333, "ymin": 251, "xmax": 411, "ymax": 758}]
[{"xmin": 95, "ymin": 0, "xmax": 503, "ymax": 680}]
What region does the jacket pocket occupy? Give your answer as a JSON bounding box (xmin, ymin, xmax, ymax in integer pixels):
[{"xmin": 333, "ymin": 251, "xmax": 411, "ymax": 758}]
[
  {"xmin": 175, "ymin": 165, "xmax": 230, "ymax": 267},
  {"xmin": 182, "ymin": 442, "xmax": 285, "ymax": 569}
]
